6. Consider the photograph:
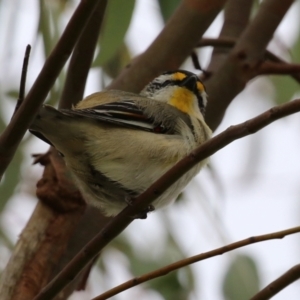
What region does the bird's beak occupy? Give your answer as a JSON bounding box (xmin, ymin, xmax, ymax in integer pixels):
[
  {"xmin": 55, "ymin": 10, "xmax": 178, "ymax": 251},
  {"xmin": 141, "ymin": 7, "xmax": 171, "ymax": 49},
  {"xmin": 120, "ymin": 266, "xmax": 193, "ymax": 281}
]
[{"xmin": 179, "ymin": 75, "xmax": 198, "ymax": 92}]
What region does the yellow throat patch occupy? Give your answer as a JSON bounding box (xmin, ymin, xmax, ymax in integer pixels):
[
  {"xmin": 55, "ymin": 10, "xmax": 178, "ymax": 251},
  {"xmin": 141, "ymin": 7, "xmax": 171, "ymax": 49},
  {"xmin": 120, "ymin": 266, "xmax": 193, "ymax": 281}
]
[
  {"xmin": 167, "ymin": 71, "xmax": 205, "ymax": 115},
  {"xmin": 168, "ymin": 87, "xmax": 195, "ymax": 114}
]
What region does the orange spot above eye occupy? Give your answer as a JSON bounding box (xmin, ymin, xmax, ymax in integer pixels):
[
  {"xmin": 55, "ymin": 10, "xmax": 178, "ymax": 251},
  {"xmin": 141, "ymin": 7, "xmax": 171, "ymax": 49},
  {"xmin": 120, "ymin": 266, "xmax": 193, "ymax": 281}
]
[
  {"xmin": 172, "ymin": 72, "xmax": 187, "ymax": 81},
  {"xmin": 197, "ymin": 81, "xmax": 205, "ymax": 92}
]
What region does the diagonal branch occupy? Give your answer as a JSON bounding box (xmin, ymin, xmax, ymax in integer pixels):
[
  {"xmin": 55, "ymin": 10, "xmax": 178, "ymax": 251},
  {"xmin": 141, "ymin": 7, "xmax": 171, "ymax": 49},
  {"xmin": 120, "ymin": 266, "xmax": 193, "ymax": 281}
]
[
  {"xmin": 59, "ymin": 0, "xmax": 108, "ymax": 109},
  {"xmin": 205, "ymin": 0, "xmax": 295, "ymax": 131},
  {"xmin": 43, "ymin": 1, "xmax": 109, "ymax": 298},
  {"xmin": 0, "ymin": 0, "xmax": 103, "ymax": 180},
  {"xmin": 108, "ymin": 0, "xmax": 227, "ymax": 93},
  {"xmin": 33, "ymin": 97, "xmax": 300, "ymax": 300},
  {"xmin": 93, "ymin": 226, "xmax": 300, "ymax": 300},
  {"xmin": 206, "ymin": 0, "xmax": 254, "ymax": 73},
  {"xmin": 250, "ymin": 264, "xmax": 300, "ymax": 300},
  {"xmin": 0, "ymin": 1, "xmax": 108, "ymax": 299},
  {"xmin": 1, "ymin": 0, "xmax": 227, "ymax": 297}
]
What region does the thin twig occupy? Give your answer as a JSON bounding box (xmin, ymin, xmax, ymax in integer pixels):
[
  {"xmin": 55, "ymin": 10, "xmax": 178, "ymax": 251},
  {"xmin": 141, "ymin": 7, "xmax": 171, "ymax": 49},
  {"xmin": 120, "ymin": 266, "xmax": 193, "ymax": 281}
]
[
  {"xmin": 198, "ymin": 37, "xmax": 289, "ymax": 63},
  {"xmin": 258, "ymin": 61, "xmax": 300, "ymax": 75},
  {"xmin": 197, "ymin": 37, "xmax": 300, "ymax": 77},
  {"xmin": 250, "ymin": 264, "xmax": 300, "ymax": 300},
  {"xmin": 0, "ymin": 0, "xmax": 102, "ymax": 180},
  {"xmin": 198, "ymin": 36, "xmax": 237, "ymax": 47},
  {"xmin": 12, "ymin": 45, "xmax": 31, "ymax": 118},
  {"xmin": 198, "ymin": 37, "xmax": 300, "ymax": 83},
  {"xmin": 59, "ymin": 0, "xmax": 108, "ymax": 109},
  {"xmin": 190, "ymin": 51, "xmax": 211, "ymax": 78},
  {"xmin": 33, "ymin": 97, "xmax": 300, "ymax": 300},
  {"xmin": 93, "ymin": 226, "xmax": 300, "ymax": 300},
  {"xmin": 198, "ymin": 37, "xmax": 300, "ymax": 82},
  {"xmin": 190, "ymin": 50, "xmax": 202, "ymax": 71}
]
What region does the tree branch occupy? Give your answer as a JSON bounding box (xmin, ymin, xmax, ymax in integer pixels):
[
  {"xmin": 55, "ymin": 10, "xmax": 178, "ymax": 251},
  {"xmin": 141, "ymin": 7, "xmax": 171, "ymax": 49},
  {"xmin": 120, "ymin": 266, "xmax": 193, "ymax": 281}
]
[
  {"xmin": 42, "ymin": 1, "xmax": 226, "ymax": 296},
  {"xmin": 1, "ymin": 0, "xmax": 226, "ymax": 297},
  {"xmin": 205, "ymin": 0, "xmax": 295, "ymax": 131},
  {"xmin": 250, "ymin": 264, "xmax": 300, "ymax": 300},
  {"xmin": 52, "ymin": 208, "xmax": 110, "ymax": 300},
  {"xmin": 59, "ymin": 0, "xmax": 108, "ymax": 109},
  {"xmin": 13, "ymin": 45, "xmax": 31, "ymax": 117},
  {"xmin": 52, "ymin": 2, "xmax": 110, "ymax": 297},
  {"xmin": 108, "ymin": 0, "xmax": 227, "ymax": 93},
  {"xmin": 198, "ymin": 37, "xmax": 300, "ymax": 83},
  {"xmin": 93, "ymin": 226, "xmax": 300, "ymax": 300},
  {"xmin": 206, "ymin": 0, "xmax": 254, "ymax": 73},
  {"xmin": 0, "ymin": 149, "xmax": 85, "ymax": 300},
  {"xmin": 258, "ymin": 61, "xmax": 300, "ymax": 75},
  {"xmin": 0, "ymin": 1, "xmax": 107, "ymax": 298},
  {"xmin": 0, "ymin": 0, "xmax": 103, "ymax": 180},
  {"xmin": 33, "ymin": 97, "xmax": 300, "ymax": 300}
]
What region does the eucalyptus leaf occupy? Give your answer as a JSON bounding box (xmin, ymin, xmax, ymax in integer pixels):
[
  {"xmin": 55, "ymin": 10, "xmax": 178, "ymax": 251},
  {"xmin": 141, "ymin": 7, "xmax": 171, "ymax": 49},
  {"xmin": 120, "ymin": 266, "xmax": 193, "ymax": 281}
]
[
  {"xmin": 271, "ymin": 75, "xmax": 299, "ymax": 105},
  {"xmin": 94, "ymin": 0, "xmax": 135, "ymax": 66},
  {"xmin": 38, "ymin": 0, "xmax": 54, "ymax": 57},
  {"xmin": 101, "ymin": 42, "xmax": 131, "ymax": 78},
  {"xmin": 38, "ymin": 0, "xmax": 64, "ymax": 57},
  {"xmin": 158, "ymin": 0, "xmax": 181, "ymax": 21},
  {"xmin": 222, "ymin": 254, "xmax": 260, "ymax": 300},
  {"xmin": 5, "ymin": 90, "xmax": 19, "ymax": 100},
  {"xmin": 99, "ymin": 219, "xmax": 194, "ymax": 299},
  {"xmin": 149, "ymin": 270, "xmax": 190, "ymax": 300},
  {"xmin": 291, "ymin": 25, "xmax": 300, "ymax": 62},
  {"xmin": 271, "ymin": 23, "xmax": 300, "ymax": 105},
  {"xmin": 0, "ymin": 147, "xmax": 23, "ymax": 212}
]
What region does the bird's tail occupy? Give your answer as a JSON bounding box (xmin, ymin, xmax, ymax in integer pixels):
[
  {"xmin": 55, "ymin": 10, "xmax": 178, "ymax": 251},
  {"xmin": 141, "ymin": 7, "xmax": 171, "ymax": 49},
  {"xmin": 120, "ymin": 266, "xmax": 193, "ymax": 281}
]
[{"xmin": 29, "ymin": 105, "xmax": 67, "ymax": 146}]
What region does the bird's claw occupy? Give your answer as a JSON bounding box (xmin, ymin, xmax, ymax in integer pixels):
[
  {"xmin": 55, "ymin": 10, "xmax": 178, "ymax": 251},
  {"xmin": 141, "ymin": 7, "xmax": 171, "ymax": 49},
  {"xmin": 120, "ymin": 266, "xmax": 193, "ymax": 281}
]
[{"xmin": 125, "ymin": 196, "xmax": 155, "ymax": 219}]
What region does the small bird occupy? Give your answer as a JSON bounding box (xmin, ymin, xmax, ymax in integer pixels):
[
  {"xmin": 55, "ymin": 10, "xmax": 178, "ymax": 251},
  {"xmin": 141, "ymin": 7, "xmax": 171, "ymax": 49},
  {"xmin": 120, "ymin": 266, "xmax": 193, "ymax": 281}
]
[{"xmin": 30, "ymin": 70, "xmax": 212, "ymax": 216}]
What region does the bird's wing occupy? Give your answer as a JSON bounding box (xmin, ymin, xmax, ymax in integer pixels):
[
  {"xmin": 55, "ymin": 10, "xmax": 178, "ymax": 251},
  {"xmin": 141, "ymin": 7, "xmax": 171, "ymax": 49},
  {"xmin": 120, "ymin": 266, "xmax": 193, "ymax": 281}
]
[{"xmin": 61, "ymin": 100, "xmax": 172, "ymax": 134}]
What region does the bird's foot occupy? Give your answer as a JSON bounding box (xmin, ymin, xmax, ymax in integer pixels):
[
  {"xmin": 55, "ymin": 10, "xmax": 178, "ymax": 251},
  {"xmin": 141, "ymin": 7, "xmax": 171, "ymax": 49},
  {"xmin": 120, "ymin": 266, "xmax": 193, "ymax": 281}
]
[{"xmin": 125, "ymin": 196, "xmax": 155, "ymax": 219}]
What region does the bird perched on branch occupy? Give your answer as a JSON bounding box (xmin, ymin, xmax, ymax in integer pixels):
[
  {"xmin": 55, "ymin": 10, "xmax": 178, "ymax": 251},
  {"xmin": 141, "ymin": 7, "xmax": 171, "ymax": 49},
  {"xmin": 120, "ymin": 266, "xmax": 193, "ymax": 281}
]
[{"xmin": 30, "ymin": 70, "xmax": 211, "ymax": 216}]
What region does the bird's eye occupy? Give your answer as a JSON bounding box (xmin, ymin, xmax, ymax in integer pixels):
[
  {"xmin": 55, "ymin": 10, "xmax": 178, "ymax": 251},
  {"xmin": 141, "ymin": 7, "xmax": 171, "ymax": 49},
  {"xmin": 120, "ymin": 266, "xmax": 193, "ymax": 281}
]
[
  {"xmin": 198, "ymin": 96, "xmax": 203, "ymax": 108},
  {"xmin": 197, "ymin": 95, "xmax": 206, "ymax": 115}
]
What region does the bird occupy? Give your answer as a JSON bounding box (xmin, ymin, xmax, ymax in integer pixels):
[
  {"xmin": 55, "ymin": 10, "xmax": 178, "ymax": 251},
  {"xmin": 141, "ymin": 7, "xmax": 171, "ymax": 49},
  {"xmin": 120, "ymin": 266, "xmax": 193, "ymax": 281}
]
[{"xmin": 30, "ymin": 70, "xmax": 212, "ymax": 216}]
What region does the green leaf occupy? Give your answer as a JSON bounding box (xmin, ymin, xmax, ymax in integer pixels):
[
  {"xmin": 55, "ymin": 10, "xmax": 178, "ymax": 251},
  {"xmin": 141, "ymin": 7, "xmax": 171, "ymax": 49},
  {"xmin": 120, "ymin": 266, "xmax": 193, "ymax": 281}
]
[
  {"xmin": 158, "ymin": 0, "xmax": 181, "ymax": 21},
  {"xmin": 271, "ymin": 75, "xmax": 299, "ymax": 105},
  {"xmin": 222, "ymin": 254, "xmax": 260, "ymax": 300},
  {"xmin": 250, "ymin": 0, "xmax": 261, "ymax": 19},
  {"xmin": 0, "ymin": 147, "xmax": 23, "ymax": 212},
  {"xmin": 38, "ymin": 0, "xmax": 65, "ymax": 57},
  {"xmin": 93, "ymin": 0, "xmax": 135, "ymax": 66},
  {"xmin": 38, "ymin": 0, "xmax": 54, "ymax": 57},
  {"xmin": 0, "ymin": 95, "xmax": 23, "ymax": 211},
  {"xmin": 99, "ymin": 214, "xmax": 195, "ymax": 300},
  {"xmin": 291, "ymin": 25, "xmax": 300, "ymax": 62},
  {"xmin": 5, "ymin": 90, "xmax": 19, "ymax": 100},
  {"xmin": 271, "ymin": 24, "xmax": 300, "ymax": 105},
  {"xmin": 101, "ymin": 42, "xmax": 131, "ymax": 78},
  {"xmin": 149, "ymin": 270, "xmax": 190, "ymax": 300}
]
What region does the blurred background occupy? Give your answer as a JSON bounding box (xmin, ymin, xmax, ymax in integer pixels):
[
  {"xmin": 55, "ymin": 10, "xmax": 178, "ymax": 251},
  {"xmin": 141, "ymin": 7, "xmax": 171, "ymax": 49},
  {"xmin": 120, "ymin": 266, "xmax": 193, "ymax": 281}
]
[{"xmin": 1, "ymin": 0, "xmax": 300, "ymax": 299}]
